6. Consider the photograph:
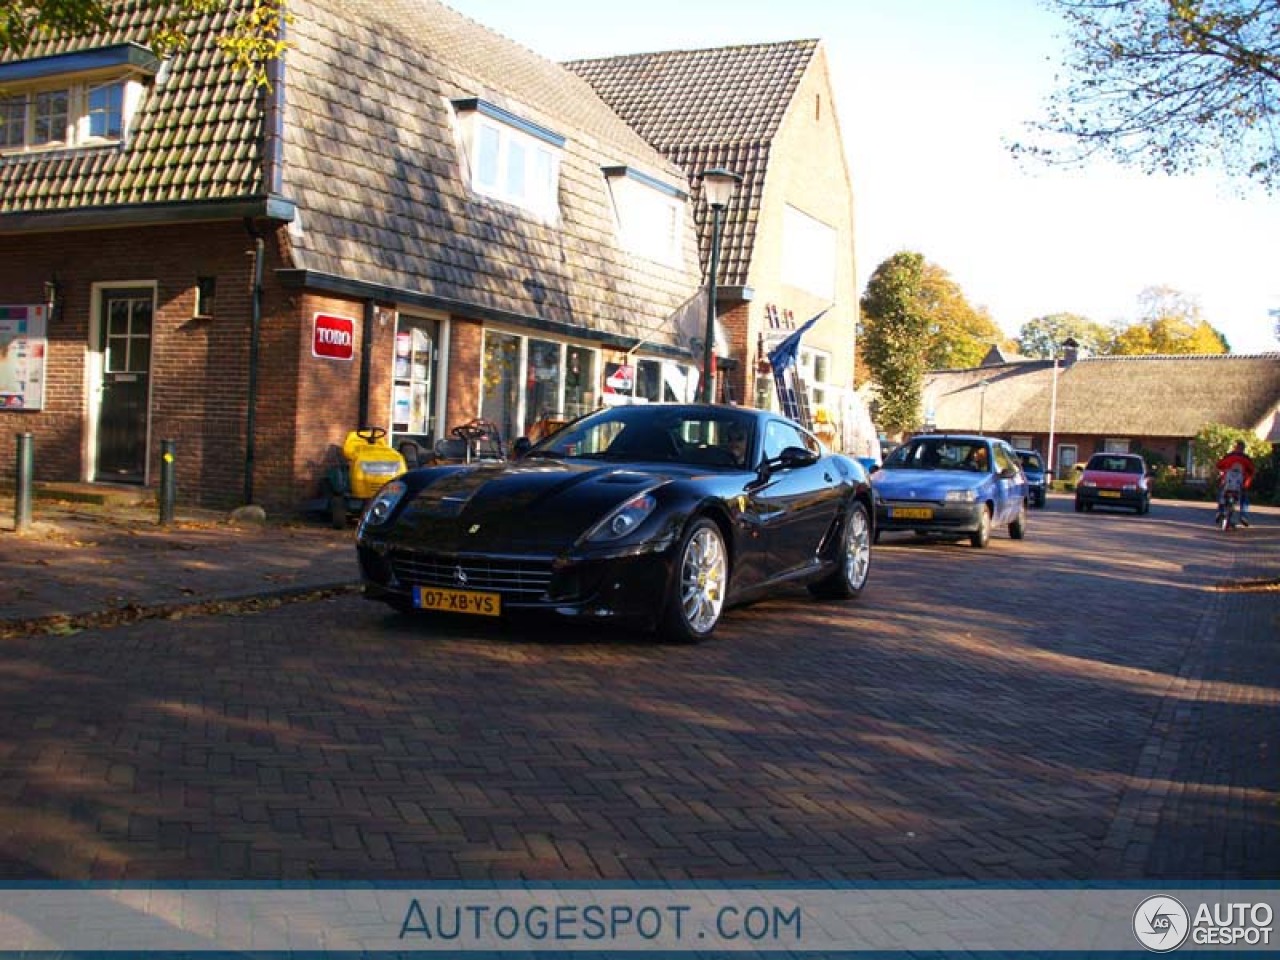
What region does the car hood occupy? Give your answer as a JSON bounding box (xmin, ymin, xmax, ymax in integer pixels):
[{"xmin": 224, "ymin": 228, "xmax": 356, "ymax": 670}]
[
  {"xmin": 378, "ymin": 460, "xmax": 681, "ymax": 553},
  {"xmin": 871, "ymin": 468, "xmax": 992, "ymax": 499}
]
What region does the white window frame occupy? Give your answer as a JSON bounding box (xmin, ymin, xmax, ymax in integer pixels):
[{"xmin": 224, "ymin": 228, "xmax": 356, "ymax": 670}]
[
  {"xmin": 452, "ymin": 98, "xmax": 564, "ymax": 223},
  {"xmin": 604, "ymin": 166, "xmax": 686, "ymax": 265},
  {"xmin": 800, "ymin": 347, "xmax": 831, "ymax": 411},
  {"xmin": 1103, "ymin": 438, "xmax": 1131, "ymax": 453},
  {"xmin": 0, "ymin": 75, "xmax": 142, "ymax": 155}
]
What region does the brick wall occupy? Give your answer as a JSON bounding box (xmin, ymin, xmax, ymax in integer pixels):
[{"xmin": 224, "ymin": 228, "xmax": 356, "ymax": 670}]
[{"xmin": 0, "ymin": 221, "xmax": 272, "ymax": 508}]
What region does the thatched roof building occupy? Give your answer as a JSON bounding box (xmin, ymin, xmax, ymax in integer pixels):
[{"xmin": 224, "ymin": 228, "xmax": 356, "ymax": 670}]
[{"xmin": 923, "ymin": 353, "xmax": 1280, "ymax": 472}]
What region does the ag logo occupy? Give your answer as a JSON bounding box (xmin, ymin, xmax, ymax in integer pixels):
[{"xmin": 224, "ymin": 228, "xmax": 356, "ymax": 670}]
[{"xmin": 1133, "ymin": 895, "xmax": 1190, "ymax": 952}]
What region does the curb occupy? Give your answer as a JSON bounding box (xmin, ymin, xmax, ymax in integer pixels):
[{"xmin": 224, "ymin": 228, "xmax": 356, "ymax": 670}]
[{"xmin": 0, "ymin": 581, "xmax": 362, "ymax": 640}]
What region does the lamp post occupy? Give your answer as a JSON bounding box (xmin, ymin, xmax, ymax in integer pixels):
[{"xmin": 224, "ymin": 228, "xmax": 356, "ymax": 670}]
[
  {"xmin": 1047, "ymin": 352, "xmax": 1060, "ymax": 479},
  {"xmin": 978, "ymin": 379, "xmax": 990, "ymax": 434},
  {"xmin": 699, "ymin": 168, "xmax": 741, "ymax": 404}
]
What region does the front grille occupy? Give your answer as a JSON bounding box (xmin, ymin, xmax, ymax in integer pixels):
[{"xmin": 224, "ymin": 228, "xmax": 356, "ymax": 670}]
[{"xmin": 388, "ymin": 550, "xmax": 554, "ymax": 602}]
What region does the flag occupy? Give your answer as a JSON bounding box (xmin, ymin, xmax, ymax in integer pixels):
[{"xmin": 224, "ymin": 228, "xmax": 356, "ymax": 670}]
[
  {"xmin": 670, "ymin": 290, "xmax": 729, "ymax": 358},
  {"xmin": 767, "ymin": 309, "xmax": 828, "ymax": 374}
]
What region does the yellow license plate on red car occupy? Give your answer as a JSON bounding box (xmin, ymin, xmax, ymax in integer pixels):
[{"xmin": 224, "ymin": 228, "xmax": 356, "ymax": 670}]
[
  {"xmin": 891, "ymin": 507, "xmax": 933, "ymax": 520},
  {"xmin": 1099, "ymin": 490, "xmax": 1121, "ymax": 498},
  {"xmin": 414, "ymin": 586, "xmax": 501, "ymax": 616}
]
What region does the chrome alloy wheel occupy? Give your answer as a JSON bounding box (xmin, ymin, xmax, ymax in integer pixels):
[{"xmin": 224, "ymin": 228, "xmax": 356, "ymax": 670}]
[
  {"xmin": 845, "ymin": 503, "xmax": 871, "ymax": 590},
  {"xmin": 678, "ymin": 523, "xmax": 727, "ymax": 634}
]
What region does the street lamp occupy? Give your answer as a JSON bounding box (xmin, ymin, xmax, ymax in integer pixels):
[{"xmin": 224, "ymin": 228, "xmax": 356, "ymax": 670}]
[
  {"xmin": 978, "ymin": 379, "xmax": 990, "ymax": 434},
  {"xmin": 699, "ymin": 168, "xmax": 741, "ymax": 404},
  {"xmin": 1047, "ymin": 353, "xmax": 1061, "ymax": 479}
]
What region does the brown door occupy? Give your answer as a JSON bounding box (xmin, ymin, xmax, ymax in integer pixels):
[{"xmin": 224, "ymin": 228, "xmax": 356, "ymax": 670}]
[{"xmin": 95, "ymin": 289, "xmax": 153, "ymax": 484}]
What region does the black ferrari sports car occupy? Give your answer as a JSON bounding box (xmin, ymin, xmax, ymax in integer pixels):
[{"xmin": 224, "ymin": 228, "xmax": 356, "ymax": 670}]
[{"xmin": 356, "ymin": 404, "xmax": 874, "ymax": 642}]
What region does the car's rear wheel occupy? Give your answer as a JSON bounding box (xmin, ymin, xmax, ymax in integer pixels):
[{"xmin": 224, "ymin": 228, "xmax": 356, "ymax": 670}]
[
  {"xmin": 809, "ymin": 501, "xmax": 871, "ymax": 600},
  {"xmin": 659, "ymin": 517, "xmax": 727, "ymax": 643},
  {"xmin": 970, "ymin": 506, "xmax": 992, "ymax": 548},
  {"xmin": 1009, "ymin": 501, "xmax": 1028, "ymax": 540}
]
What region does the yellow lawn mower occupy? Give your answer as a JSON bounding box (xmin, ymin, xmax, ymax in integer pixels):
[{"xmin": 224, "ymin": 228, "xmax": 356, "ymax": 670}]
[{"xmin": 321, "ymin": 427, "xmax": 407, "ymax": 528}]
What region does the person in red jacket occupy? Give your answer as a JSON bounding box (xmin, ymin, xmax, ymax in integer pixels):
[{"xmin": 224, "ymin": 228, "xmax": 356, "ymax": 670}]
[{"xmin": 1216, "ymin": 440, "xmax": 1256, "ymax": 526}]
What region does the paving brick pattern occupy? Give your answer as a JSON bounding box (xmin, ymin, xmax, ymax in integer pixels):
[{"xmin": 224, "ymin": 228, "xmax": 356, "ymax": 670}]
[{"xmin": 0, "ymin": 498, "xmax": 1274, "ymax": 882}]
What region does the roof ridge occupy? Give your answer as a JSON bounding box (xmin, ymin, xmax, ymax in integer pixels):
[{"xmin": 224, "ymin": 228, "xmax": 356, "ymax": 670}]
[
  {"xmin": 565, "ymin": 37, "xmax": 820, "ymax": 65},
  {"xmin": 1078, "ymin": 352, "xmax": 1280, "ymax": 361}
]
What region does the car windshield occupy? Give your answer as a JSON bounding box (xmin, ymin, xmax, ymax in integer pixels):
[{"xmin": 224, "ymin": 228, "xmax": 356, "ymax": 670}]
[
  {"xmin": 1086, "ymin": 455, "xmax": 1142, "ymax": 474},
  {"xmin": 529, "ymin": 406, "xmax": 757, "ymax": 469},
  {"xmin": 883, "ymin": 438, "xmax": 991, "ymax": 472},
  {"xmin": 1018, "ymin": 452, "xmax": 1044, "ymax": 471}
]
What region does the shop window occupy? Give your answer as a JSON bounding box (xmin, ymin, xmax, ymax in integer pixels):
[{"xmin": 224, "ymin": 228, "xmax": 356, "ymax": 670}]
[
  {"xmin": 482, "ymin": 331, "xmax": 604, "ymax": 442},
  {"xmin": 393, "ymin": 317, "xmax": 439, "ymax": 443},
  {"xmin": 481, "ymin": 331, "xmax": 522, "ymax": 445},
  {"xmin": 564, "ymin": 345, "xmax": 596, "ymax": 418}
]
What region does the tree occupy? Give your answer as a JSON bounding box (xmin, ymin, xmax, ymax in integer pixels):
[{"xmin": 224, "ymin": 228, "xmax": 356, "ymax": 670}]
[
  {"xmin": 860, "ymin": 252, "xmax": 931, "ymax": 433},
  {"xmin": 0, "ymin": 0, "xmax": 288, "ymax": 87},
  {"xmin": 1192, "ymin": 424, "xmax": 1272, "ymax": 479},
  {"xmin": 1108, "ymin": 285, "xmax": 1230, "ymax": 354},
  {"xmin": 917, "ymin": 262, "xmax": 1010, "ymax": 370},
  {"xmin": 1017, "ymin": 312, "xmax": 1111, "ymax": 358},
  {"xmin": 1018, "ymin": 0, "xmax": 1280, "ymax": 191}
]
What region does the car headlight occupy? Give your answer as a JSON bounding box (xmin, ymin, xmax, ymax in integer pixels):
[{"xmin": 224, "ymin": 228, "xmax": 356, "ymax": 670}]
[
  {"xmin": 361, "ymin": 480, "xmax": 407, "ymax": 528},
  {"xmin": 944, "ymin": 489, "xmax": 977, "ymax": 502},
  {"xmin": 1122, "ymin": 483, "xmax": 1137, "ymax": 492},
  {"xmin": 1079, "ymin": 480, "xmax": 1096, "ymax": 489},
  {"xmin": 584, "ymin": 492, "xmax": 658, "ymax": 543}
]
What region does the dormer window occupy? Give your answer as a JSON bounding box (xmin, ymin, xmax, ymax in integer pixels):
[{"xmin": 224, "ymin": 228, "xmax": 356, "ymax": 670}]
[
  {"xmin": 603, "ymin": 165, "xmax": 686, "ymax": 266},
  {"xmin": 0, "ymin": 43, "xmax": 158, "ymax": 156},
  {"xmin": 452, "ymin": 97, "xmax": 563, "ymax": 221}
]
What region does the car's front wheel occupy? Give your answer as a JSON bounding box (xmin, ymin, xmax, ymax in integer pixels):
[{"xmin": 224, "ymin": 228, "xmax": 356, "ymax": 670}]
[
  {"xmin": 809, "ymin": 501, "xmax": 872, "ymax": 600},
  {"xmin": 970, "ymin": 505, "xmax": 992, "ymax": 548},
  {"xmin": 659, "ymin": 517, "xmax": 728, "ymax": 643},
  {"xmin": 1009, "ymin": 500, "xmax": 1027, "ymax": 540}
]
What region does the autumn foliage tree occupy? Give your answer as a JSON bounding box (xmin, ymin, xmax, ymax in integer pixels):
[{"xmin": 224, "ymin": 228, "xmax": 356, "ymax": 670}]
[
  {"xmin": 860, "ymin": 253, "xmax": 931, "ymax": 433},
  {"xmin": 1109, "ymin": 285, "xmax": 1230, "ymax": 354},
  {"xmin": 1019, "ymin": 0, "xmax": 1280, "ymax": 191},
  {"xmin": 917, "ymin": 261, "xmax": 1009, "ymax": 370}
]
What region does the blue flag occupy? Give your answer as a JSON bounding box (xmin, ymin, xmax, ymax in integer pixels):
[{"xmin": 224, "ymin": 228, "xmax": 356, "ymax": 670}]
[{"xmin": 767, "ymin": 309, "xmax": 828, "ymax": 373}]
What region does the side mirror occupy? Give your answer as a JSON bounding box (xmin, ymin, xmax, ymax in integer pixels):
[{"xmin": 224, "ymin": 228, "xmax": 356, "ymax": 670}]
[
  {"xmin": 767, "ymin": 446, "xmax": 820, "ymax": 471},
  {"xmin": 1000, "ymin": 466, "xmax": 1019, "ymax": 479},
  {"xmin": 511, "ymin": 437, "xmax": 532, "ymax": 459}
]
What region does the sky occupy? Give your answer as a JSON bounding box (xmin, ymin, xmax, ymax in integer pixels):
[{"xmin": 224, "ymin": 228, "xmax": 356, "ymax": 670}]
[{"xmin": 442, "ymin": 0, "xmax": 1280, "ymax": 355}]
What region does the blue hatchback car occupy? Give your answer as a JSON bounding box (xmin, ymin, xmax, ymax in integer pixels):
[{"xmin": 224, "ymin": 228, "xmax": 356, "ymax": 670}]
[{"xmin": 871, "ymin": 434, "xmax": 1029, "ymax": 548}]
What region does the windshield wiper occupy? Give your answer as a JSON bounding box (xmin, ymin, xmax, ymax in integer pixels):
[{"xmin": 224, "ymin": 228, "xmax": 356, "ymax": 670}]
[{"xmin": 523, "ymin": 449, "xmax": 566, "ymax": 460}]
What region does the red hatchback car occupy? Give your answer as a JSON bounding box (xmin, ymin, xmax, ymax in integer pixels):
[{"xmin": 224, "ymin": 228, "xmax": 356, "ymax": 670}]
[{"xmin": 1074, "ymin": 453, "xmax": 1152, "ymax": 514}]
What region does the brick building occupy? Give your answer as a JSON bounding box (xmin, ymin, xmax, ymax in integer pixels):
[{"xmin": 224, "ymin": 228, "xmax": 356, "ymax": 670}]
[{"xmin": 0, "ymin": 1, "xmax": 862, "ymax": 510}]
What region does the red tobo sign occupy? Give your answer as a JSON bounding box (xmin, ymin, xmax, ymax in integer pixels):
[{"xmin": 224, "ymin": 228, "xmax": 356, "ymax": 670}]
[{"xmin": 313, "ymin": 313, "xmax": 355, "ymax": 360}]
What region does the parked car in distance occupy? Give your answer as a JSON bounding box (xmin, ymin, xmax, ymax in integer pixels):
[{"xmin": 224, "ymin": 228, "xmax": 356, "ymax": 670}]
[
  {"xmin": 356, "ymin": 404, "xmax": 874, "ymax": 643},
  {"xmin": 1015, "ymin": 449, "xmax": 1048, "ymax": 508},
  {"xmin": 871, "ymin": 434, "xmax": 1028, "ymax": 548},
  {"xmin": 1074, "ymin": 453, "xmax": 1152, "ymax": 514}
]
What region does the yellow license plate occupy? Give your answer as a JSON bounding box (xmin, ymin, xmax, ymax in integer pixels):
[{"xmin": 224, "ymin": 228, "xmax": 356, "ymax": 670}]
[
  {"xmin": 892, "ymin": 507, "xmax": 933, "ymax": 520},
  {"xmin": 1099, "ymin": 490, "xmax": 1121, "ymax": 498},
  {"xmin": 414, "ymin": 586, "xmax": 502, "ymax": 616}
]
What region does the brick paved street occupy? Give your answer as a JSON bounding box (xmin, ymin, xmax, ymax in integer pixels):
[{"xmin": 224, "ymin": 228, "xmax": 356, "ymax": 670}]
[{"xmin": 0, "ymin": 497, "xmax": 1274, "ymax": 882}]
